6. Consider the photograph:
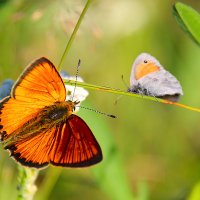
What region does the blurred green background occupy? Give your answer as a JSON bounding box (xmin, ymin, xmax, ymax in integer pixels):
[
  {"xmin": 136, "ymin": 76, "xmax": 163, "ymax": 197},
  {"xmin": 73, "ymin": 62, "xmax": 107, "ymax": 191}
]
[{"xmin": 1, "ymin": 0, "xmax": 200, "ymax": 200}]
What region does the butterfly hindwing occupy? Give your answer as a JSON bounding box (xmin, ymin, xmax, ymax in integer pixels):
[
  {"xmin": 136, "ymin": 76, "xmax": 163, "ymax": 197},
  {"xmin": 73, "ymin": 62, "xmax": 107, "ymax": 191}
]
[
  {"xmin": 5, "ymin": 114, "xmax": 102, "ymax": 168},
  {"xmin": 50, "ymin": 114, "xmax": 102, "ymax": 167},
  {"xmin": 138, "ymin": 70, "xmax": 183, "ymax": 97}
]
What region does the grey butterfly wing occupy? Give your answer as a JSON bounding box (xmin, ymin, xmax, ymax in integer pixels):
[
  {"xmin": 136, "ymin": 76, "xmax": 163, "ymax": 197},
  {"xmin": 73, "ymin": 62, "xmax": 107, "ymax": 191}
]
[{"xmin": 138, "ymin": 69, "xmax": 183, "ymax": 98}]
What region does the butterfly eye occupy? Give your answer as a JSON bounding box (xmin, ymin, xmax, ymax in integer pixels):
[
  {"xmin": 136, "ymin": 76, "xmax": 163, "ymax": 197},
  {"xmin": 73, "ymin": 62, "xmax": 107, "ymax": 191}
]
[{"xmin": 144, "ymin": 60, "xmax": 148, "ymax": 63}]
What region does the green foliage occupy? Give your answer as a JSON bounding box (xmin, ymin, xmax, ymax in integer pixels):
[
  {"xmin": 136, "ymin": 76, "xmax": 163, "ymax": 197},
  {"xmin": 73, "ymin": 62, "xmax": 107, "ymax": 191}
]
[
  {"xmin": 173, "ymin": 2, "xmax": 200, "ymax": 45},
  {"xmin": 188, "ymin": 182, "xmax": 200, "ymax": 200},
  {"xmin": 17, "ymin": 166, "xmax": 38, "ymax": 200}
]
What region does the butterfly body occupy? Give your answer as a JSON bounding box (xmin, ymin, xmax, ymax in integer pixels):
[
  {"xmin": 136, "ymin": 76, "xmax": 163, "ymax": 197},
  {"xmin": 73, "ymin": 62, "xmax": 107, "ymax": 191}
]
[
  {"xmin": 129, "ymin": 53, "xmax": 183, "ymax": 102},
  {"xmin": 0, "ymin": 57, "xmax": 102, "ymax": 168}
]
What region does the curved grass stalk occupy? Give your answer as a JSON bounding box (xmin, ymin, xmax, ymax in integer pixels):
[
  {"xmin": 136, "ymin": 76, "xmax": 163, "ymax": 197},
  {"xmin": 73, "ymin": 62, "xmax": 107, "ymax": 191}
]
[
  {"xmin": 57, "ymin": 0, "xmax": 93, "ymax": 71},
  {"xmin": 64, "ymin": 79, "xmax": 200, "ymax": 113}
]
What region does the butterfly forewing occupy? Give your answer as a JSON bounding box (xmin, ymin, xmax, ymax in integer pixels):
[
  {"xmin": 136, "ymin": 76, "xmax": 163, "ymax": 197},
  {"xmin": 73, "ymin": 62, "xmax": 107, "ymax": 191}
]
[
  {"xmin": 0, "ymin": 57, "xmax": 66, "ymax": 138},
  {"xmin": 135, "ymin": 62, "xmax": 160, "ymax": 80},
  {"xmin": 12, "ymin": 57, "xmax": 66, "ymax": 103}
]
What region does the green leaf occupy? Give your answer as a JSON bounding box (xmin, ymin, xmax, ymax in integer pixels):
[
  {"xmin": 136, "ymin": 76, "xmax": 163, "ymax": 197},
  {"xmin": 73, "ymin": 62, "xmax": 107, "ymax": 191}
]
[
  {"xmin": 187, "ymin": 182, "xmax": 200, "ymax": 200},
  {"xmin": 173, "ymin": 2, "xmax": 200, "ymax": 46}
]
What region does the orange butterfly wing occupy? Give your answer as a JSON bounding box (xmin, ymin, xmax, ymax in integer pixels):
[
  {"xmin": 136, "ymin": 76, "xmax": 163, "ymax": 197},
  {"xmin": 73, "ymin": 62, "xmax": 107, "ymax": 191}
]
[
  {"xmin": 135, "ymin": 62, "xmax": 160, "ymax": 80},
  {"xmin": 11, "ymin": 57, "xmax": 66, "ymax": 103},
  {"xmin": 5, "ymin": 114, "xmax": 102, "ymax": 168},
  {"xmin": 0, "ymin": 57, "xmax": 66, "ymax": 138}
]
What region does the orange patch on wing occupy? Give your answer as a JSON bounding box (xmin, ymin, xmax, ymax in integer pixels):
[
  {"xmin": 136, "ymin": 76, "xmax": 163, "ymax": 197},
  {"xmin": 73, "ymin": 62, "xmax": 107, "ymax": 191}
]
[{"xmin": 135, "ymin": 63, "xmax": 160, "ymax": 80}]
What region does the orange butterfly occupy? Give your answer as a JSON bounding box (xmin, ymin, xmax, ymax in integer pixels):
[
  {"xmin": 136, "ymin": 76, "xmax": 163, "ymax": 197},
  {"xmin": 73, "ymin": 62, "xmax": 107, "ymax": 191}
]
[{"xmin": 0, "ymin": 57, "xmax": 102, "ymax": 168}]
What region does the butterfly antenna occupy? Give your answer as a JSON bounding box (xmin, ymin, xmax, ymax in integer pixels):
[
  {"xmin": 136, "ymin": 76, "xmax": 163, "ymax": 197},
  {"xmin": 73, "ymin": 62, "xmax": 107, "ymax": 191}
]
[
  {"xmin": 114, "ymin": 95, "xmax": 122, "ymax": 105},
  {"xmin": 71, "ymin": 59, "xmax": 81, "ymax": 102},
  {"xmin": 76, "ymin": 105, "xmax": 116, "ymax": 118},
  {"xmin": 114, "ymin": 75, "xmax": 128, "ymax": 105},
  {"xmin": 121, "ymin": 75, "xmax": 129, "ymax": 89}
]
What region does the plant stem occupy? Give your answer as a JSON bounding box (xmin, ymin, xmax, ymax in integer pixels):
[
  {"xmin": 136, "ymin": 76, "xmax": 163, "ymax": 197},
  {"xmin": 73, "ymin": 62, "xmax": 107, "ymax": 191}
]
[
  {"xmin": 57, "ymin": 0, "xmax": 93, "ymax": 71},
  {"xmin": 64, "ymin": 79, "xmax": 200, "ymax": 113},
  {"xmin": 17, "ymin": 166, "xmax": 39, "ymax": 200}
]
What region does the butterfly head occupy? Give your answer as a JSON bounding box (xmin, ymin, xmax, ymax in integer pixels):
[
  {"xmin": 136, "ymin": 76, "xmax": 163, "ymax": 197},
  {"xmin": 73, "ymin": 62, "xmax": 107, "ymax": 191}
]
[{"xmin": 66, "ymin": 100, "xmax": 80, "ymax": 112}]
